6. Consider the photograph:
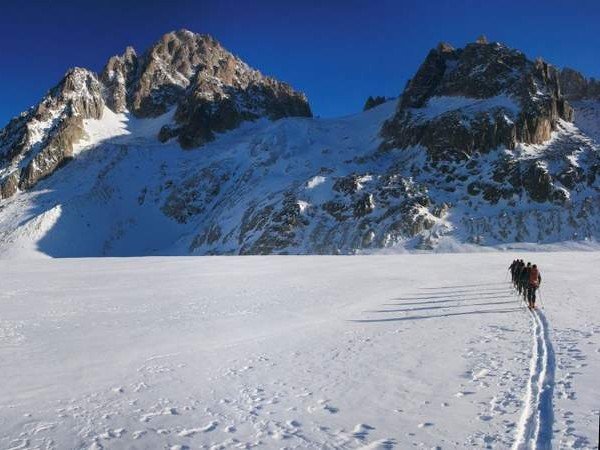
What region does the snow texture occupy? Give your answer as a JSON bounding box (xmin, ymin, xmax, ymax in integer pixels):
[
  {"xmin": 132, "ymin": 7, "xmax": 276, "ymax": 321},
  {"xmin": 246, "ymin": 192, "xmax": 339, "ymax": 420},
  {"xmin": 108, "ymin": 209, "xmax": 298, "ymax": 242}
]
[
  {"xmin": 2, "ymin": 99, "xmax": 600, "ymax": 257},
  {"xmin": 410, "ymin": 94, "xmax": 520, "ymax": 122},
  {"xmin": 0, "ymin": 253, "xmax": 598, "ymax": 448}
]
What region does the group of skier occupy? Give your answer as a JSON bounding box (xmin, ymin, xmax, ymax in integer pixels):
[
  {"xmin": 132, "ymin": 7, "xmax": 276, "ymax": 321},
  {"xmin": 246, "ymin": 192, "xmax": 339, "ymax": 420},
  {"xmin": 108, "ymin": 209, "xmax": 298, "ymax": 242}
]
[{"xmin": 509, "ymin": 259, "xmax": 542, "ymax": 309}]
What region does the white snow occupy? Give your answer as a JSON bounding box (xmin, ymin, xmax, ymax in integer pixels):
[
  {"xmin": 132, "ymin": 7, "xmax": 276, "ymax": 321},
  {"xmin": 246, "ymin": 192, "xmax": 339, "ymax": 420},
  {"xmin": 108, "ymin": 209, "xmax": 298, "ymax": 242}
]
[
  {"xmin": 571, "ymin": 100, "xmax": 600, "ymax": 143},
  {"xmin": 297, "ymin": 200, "xmax": 310, "ymax": 213},
  {"xmin": 73, "ymin": 107, "xmax": 130, "ymax": 154},
  {"xmin": 0, "ymin": 253, "xmax": 598, "ymax": 449},
  {"xmin": 411, "ymin": 95, "xmax": 521, "ymax": 121},
  {"xmin": 73, "ymin": 106, "xmax": 177, "ymax": 154},
  {"xmin": 306, "ymin": 175, "xmax": 327, "ymax": 189}
]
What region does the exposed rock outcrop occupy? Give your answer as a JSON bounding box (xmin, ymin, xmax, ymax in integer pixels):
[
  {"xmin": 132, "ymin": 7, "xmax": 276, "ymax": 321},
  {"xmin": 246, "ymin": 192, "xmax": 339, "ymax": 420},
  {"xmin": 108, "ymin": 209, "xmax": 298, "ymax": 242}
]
[
  {"xmin": 100, "ymin": 46, "xmax": 139, "ymax": 113},
  {"xmin": 0, "ymin": 68, "xmax": 104, "ymax": 198},
  {"xmin": 381, "ymin": 39, "xmax": 574, "ymax": 159},
  {"xmin": 363, "ymin": 96, "xmax": 387, "ymax": 111},
  {"xmin": 560, "ymin": 67, "xmax": 600, "ymax": 100},
  {"xmin": 99, "ymin": 30, "xmax": 311, "ymax": 148}
]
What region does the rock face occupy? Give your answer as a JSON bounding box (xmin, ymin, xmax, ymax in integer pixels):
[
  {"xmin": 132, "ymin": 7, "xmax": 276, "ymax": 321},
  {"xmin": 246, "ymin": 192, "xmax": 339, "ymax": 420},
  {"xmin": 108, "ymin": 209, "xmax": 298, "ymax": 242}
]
[
  {"xmin": 99, "ymin": 30, "xmax": 311, "ymax": 148},
  {"xmin": 0, "ymin": 67, "xmax": 103, "ymax": 197},
  {"xmin": 559, "ymin": 67, "xmax": 600, "ymax": 100},
  {"xmin": 381, "ymin": 40, "xmax": 574, "ymax": 160},
  {"xmin": 100, "ymin": 46, "xmax": 138, "ymax": 113},
  {"xmin": 363, "ymin": 96, "xmax": 387, "ymax": 111},
  {"xmin": 0, "ymin": 29, "xmax": 311, "ymax": 198}
]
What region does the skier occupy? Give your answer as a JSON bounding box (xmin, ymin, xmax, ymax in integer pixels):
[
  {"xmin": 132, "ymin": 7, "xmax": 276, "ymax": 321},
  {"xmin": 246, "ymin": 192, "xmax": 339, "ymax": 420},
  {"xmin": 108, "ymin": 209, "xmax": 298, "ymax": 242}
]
[
  {"xmin": 509, "ymin": 259, "xmax": 518, "ymax": 283},
  {"xmin": 527, "ymin": 264, "xmax": 542, "ymax": 309},
  {"xmin": 514, "ymin": 260, "xmax": 525, "ymax": 293},
  {"xmin": 519, "ymin": 262, "xmax": 531, "ymax": 300}
]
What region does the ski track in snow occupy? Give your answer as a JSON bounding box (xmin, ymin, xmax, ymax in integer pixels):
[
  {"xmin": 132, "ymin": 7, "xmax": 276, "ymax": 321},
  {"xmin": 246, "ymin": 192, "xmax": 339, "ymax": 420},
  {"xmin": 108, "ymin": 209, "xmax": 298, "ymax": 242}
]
[{"xmin": 512, "ymin": 309, "xmax": 556, "ymax": 450}]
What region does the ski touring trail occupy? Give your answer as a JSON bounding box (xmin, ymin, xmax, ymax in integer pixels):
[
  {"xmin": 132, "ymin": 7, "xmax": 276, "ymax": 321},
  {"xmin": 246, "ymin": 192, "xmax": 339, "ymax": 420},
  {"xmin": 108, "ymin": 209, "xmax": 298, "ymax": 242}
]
[{"xmin": 512, "ymin": 307, "xmax": 556, "ymax": 450}]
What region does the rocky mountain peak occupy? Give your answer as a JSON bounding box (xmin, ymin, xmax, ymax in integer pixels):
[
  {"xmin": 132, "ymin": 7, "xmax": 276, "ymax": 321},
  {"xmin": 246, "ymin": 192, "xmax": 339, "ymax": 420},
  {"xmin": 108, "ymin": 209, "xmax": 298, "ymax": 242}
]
[
  {"xmin": 436, "ymin": 42, "xmax": 455, "ymax": 53},
  {"xmin": 99, "ymin": 29, "xmax": 311, "ymax": 148},
  {"xmin": 50, "ymin": 67, "xmax": 104, "ymax": 119},
  {"xmin": 382, "ymin": 40, "xmax": 573, "ymax": 159},
  {"xmin": 475, "ymin": 34, "xmax": 488, "ymax": 44},
  {"xmin": 100, "ymin": 47, "xmax": 139, "ymax": 113},
  {"xmin": 126, "ymin": 30, "xmax": 215, "ymax": 116},
  {"xmin": 148, "ymin": 30, "xmax": 312, "ymax": 148},
  {"xmin": 0, "ymin": 29, "xmax": 311, "ymax": 198},
  {"xmin": 0, "ymin": 66, "xmax": 106, "ymax": 198}
]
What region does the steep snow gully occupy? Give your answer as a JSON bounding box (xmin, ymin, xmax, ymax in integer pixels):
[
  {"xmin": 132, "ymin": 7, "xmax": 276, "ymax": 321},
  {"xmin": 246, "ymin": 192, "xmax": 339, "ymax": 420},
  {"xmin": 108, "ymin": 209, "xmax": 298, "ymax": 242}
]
[{"xmin": 513, "ymin": 309, "xmax": 556, "ymax": 450}]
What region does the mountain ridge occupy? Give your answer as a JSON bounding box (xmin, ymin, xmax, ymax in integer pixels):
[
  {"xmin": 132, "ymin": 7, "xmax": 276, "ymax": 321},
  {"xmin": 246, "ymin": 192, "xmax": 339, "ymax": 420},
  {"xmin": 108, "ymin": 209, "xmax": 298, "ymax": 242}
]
[
  {"xmin": 0, "ymin": 29, "xmax": 311, "ymax": 199},
  {"xmin": 1, "ymin": 33, "xmax": 599, "ymax": 257}
]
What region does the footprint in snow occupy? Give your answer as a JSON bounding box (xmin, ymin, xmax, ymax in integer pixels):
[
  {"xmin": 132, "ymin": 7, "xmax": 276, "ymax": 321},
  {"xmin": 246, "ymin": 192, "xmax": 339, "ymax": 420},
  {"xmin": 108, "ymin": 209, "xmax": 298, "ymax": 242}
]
[
  {"xmin": 455, "ymin": 391, "xmax": 475, "ymax": 397},
  {"xmin": 308, "ymin": 400, "xmax": 338, "ymax": 414},
  {"xmin": 472, "ymin": 369, "xmax": 490, "ymax": 381},
  {"xmin": 352, "ymin": 423, "xmax": 375, "ymax": 439},
  {"xmin": 361, "ymin": 438, "xmax": 397, "ymax": 449},
  {"xmin": 179, "ymin": 421, "xmax": 218, "ymax": 436},
  {"xmin": 202, "ymin": 421, "xmax": 218, "ymax": 432},
  {"xmin": 132, "ymin": 430, "xmax": 147, "ymax": 439}
]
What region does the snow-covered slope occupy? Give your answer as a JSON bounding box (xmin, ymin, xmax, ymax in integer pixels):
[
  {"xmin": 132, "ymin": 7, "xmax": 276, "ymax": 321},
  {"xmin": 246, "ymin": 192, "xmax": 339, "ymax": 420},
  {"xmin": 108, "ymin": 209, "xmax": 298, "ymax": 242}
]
[
  {"xmin": 3, "ymin": 93, "xmax": 600, "ymax": 257},
  {"xmin": 0, "ymin": 100, "xmax": 392, "ymax": 257},
  {"xmin": 2, "ymin": 36, "xmax": 600, "ymax": 257},
  {"xmin": 0, "ymin": 254, "xmax": 598, "ymax": 448},
  {"xmin": 1, "ymin": 97, "xmax": 600, "ymax": 257}
]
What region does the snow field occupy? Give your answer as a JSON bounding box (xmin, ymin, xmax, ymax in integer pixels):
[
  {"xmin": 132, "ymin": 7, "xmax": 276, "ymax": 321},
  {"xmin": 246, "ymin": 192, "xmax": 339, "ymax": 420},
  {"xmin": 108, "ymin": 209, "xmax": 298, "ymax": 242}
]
[{"xmin": 0, "ymin": 252, "xmax": 598, "ymax": 449}]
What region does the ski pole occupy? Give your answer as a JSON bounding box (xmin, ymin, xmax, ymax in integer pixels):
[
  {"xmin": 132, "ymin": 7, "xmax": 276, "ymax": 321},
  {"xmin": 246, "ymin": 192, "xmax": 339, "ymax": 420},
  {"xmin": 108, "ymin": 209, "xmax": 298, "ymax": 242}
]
[{"xmin": 538, "ymin": 288, "xmax": 544, "ymax": 309}]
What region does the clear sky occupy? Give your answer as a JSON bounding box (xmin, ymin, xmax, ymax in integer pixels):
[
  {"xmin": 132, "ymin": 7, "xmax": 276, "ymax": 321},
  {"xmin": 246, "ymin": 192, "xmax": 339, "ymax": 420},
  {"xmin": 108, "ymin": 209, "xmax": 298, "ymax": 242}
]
[{"xmin": 1, "ymin": 0, "xmax": 600, "ymax": 125}]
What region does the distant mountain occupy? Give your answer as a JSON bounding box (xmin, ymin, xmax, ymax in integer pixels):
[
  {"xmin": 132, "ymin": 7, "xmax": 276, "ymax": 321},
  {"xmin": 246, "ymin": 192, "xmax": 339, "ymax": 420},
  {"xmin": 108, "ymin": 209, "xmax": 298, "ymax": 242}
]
[
  {"xmin": 0, "ymin": 30, "xmax": 311, "ymax": 199},
  {"xmin": 0, "ymin": 34, "xmax": 599, "ymax": 257}
]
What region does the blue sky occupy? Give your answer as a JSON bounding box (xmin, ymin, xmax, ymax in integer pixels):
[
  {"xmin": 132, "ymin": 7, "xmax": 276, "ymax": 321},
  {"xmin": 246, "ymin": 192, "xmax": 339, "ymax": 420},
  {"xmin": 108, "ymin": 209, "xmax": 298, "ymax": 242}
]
[{"xmin": 1, "ymin": 0, "xmax": 599, "ymax": 125}]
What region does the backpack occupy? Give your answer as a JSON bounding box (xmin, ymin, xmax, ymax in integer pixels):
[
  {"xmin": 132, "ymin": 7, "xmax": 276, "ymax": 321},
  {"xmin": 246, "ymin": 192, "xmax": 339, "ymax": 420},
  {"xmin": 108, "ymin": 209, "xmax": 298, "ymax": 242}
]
[{"xmin": 529, "ymin": 267, "xmax": 540, "ymax": 287}]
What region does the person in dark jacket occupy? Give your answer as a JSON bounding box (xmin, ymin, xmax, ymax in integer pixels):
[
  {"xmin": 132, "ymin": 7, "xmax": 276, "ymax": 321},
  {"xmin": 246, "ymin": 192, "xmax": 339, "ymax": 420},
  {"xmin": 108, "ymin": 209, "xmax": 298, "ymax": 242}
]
[
  {"xmin": 509, "ymin": 259, "xmax": 518, "ymax": 283},
  {"xmin": 514, "ymin": 260, "xmax": 525, "ymax": 293},
  {"xmin": 527, "ymin": 264, "xmax": 542, "ymax": 309},
  {"xmin": 519, "ymin": 262, "xmax": 532, "ymax": 301}
]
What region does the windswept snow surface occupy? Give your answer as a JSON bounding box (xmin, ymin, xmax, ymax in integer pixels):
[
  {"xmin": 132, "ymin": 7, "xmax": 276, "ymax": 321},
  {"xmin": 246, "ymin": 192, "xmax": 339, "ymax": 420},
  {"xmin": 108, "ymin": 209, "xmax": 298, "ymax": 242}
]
[
  {"xmin": 409, "ymin": 95, "xmax": 520, "ymax": 121},
  {"xmin": 1, "ymin": 253, "xmax": 598, "ymax": 449}
]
